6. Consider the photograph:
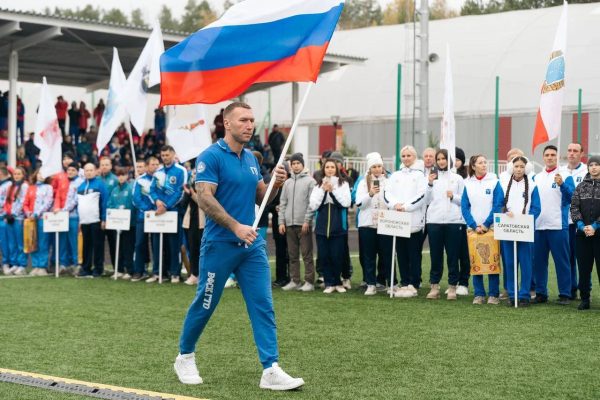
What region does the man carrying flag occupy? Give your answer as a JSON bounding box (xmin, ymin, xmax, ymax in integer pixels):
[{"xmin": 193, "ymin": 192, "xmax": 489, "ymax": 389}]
[{"xmin": 167, "ymin": 0, "xmax": 344, "ymax": 390}]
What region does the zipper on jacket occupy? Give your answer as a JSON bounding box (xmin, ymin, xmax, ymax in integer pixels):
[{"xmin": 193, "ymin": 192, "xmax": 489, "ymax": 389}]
[{"xmin": 326, "ymin": 203, "xmax": 331, "ymax": 238}]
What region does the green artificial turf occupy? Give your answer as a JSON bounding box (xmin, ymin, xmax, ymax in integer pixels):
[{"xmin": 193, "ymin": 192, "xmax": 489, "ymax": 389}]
[{"xmin": 0, "ymin": 257, "xmax": 599, "ymax": 400}]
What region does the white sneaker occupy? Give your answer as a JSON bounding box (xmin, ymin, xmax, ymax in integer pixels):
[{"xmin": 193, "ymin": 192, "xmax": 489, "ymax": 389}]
[
  {"xmin": 407, "ymin": 284, "xmax": 418, "ymax": 296},
  {"xmin": 282, "ymin": 281, "xmax": 300, "ymax": 291},
  {"xmin": 456, "ymin": 285, "xmax": 469, "ymax": 296},
  {"xmin": 335, "ymin": 285, "xmax": 347, "ymax": 293},
  {"xmin": 259, "ymin": 363, "xmax": 304, "ymax": 391},
  {"xmin": 146, "ymin": 275, "xmax": 159, "ymax": 283},
  {"xmin": 13, "ymin": 267, "xmax": 27, "ymax": 276},
  {"xmin": 394, "ymin": 286, "xmax": 414, "ymax": 298},
  {"xmin": 2, "ymin": 264, "xmax": 10, "ymax": 275},
  {"xmin": 185, "ymin": 275, "xmax": 198, "ymax": 285},
  {"xmin": 7, "ymin": 266, "xmax": 18, "ymax": 275},
  {"xmin": 224, "ymin": 277, "xmax": 237, "ymax": 288},
  {"xmin": 171, "ymin": 276, "xmax": 180, "ymax": 284},
  {"xmin": 342, "ymin": 279, "xmax": 352, "ymax": 290},
  {"xmin": 174, "ymin": 353, "xmax": 203, "ymax": 385},
  {"xmin": 298, "ymin": 282, "xmax": 314, "ymax": 292},
  {"xmin": 323, "ymin": 286, "xmax": 335, "ymax": 294},
  {"xmin": 122, "ymin": 273, "xmax": 132, "ymax": 281},
  {"xmin": 387, "ymin": 285, "xmax": 401, "ymax": 295},
  {"xmin": 364, "ymin": 285, "xmax": 377, "ymax": 296},
  {"xmin": 37, "ymin": 269, "xmax": 48, "ymax": 276},
  {"xmin": 376, "ymin": 283, "xmax": 387, "ymax": 292}
]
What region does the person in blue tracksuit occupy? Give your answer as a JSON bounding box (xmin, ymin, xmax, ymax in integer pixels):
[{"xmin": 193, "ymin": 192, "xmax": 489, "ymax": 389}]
[
  {"xmin": 532, "ymin": 145, "xmax": 575, "ymax": 304},
  {"xmin": 107, "ymin": 167, "xmax": 136, "ymax": 278},
  {"xmin": 0, "ymin": 167, "xmax": 12, "ymax": 274},
  {"xmin": 132, "ymin": 157, "xmax": 159, "ymax": 282},
  {"xmin": 99, "ymin": 157, "xmax": 119, "ymax": 269},
  {"xmin": 461, "ymin": 154, "xmax": 504, "ymax": 305},
  {"xmin": 4, "ymin": 167, "xmax": 29, "ymax": 275},
  {"xmin": 76, "ymin": 163, "xmax": 109, "ymax": 278},
  {"xmin": 309, "ymin": 159, "xmax": 352, "ymax": 294},
  {"xmin": 499, "ymin": 156, "xmax": 541, "ymax": 307},
  {"xmin": 148, "ymin": 146, "xmax": 187, "ymax": 283},
  {"xmin": 23, "ymin": 169, "xmax": 54, "ymax": 275},
  {"xmin": 560, "ymin": 142, "xmax": 588, "ymax": 299},
  {"xmin": 174, "ymin": 102, "xmax": 304, "ymax": 391},
  {"xmin": 59, "ymin": 163, "xmax": 83, "ymax": 274}
]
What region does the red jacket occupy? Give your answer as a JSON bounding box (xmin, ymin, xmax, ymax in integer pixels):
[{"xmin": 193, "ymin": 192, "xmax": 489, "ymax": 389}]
[
  {"xmin": 55, "ymin": 100, "xmax": 68, "ymax": 120},
  {"xmin": 22, "ymin": 184, "xmax": 36, "ymax": 216},
  {"xmin": 79, "ymin": 109, "xmax": 91, "ymax": 130},
  {"xmin": 52, "ymin": 172, "xmax": 70, "ymax": 211}
]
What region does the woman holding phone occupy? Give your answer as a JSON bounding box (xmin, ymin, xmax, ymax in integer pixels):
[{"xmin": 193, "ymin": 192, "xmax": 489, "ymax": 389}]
[
  {"xmin": 355, "ymin": 152, "xmax": 391, "ymax": 295},
  {"xmin": 424, "ymin": 149, "xmax": 465, "ymax": 300}
]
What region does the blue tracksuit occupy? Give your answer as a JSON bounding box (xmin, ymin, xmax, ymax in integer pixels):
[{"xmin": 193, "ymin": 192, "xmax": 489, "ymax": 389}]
[
  {"xmin": 132, "ymin": 173, "xmax": 155, "ymax": 275},
  {"xmin": 180, "ymin": 139, "xmax": 278, "ymax": 369},
  {"xmin": 461, "ymin": 174, "xmax": 504, "ymax": 298},
  {"xmin": 499, "ymin": 177, "xmax": 542, "ymax": 301},
  {"xmin": 0, "ymin": 178, "xmax": 12, "ymax": 266},
  {"xmin": 532, "ymin": 169, "xmax": 575, "ymax": 298},
  {"xmin": 149, "ymin": 163, "xmax": 187, "ymax": 277}
]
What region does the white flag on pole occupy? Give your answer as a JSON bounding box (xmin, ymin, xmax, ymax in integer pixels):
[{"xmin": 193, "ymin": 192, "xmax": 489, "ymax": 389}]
[
  {"xmin": 166, "ymin": 105, "xmax": 212, "ymax": 163},
  {"xmin": 532, "ymin": 1, "xmax": 567, "ymax": 153},
  {"xmin": 34, "ymin": 77, "xmax": 63, "ymax": 178},
  {"xmin": 440, "ymin": 44, "xmax": 456, "ymax": 169},
  {"xmin": 124, "ymin": 23, "xmax": 164, "ymax": 134},
  {"xmin": 97, "ymin": 47, "xmax": 127, "ymax": 152}
]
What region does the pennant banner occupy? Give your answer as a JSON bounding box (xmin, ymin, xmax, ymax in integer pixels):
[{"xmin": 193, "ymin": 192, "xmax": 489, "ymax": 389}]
[
  {"xmin": 34, "ymin": 77, "xmax": 63, "ymax": 178},
  {"xmin": 166, "ymin": 105, "xmax": 212, "ymax": 163}
]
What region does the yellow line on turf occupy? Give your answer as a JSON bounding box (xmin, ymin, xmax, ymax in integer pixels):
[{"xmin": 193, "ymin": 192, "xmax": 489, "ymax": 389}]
[{"xmin": 0, "ymin": 368, "xmax": 208, "ymax": 400}]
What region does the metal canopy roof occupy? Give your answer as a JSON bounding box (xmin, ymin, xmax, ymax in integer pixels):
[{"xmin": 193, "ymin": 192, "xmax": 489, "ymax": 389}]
[{"xmin": 0, "ymin": 8, "xmax": 366, "ymax": 93}]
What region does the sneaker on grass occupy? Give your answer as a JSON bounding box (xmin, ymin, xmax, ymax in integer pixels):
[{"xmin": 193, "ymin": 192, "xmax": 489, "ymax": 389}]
[
  {"xmin": 2, "ymin": 264, "xmax": 10, "ymax": 275},
  {"xmin": 130, "ymin": 273, "xmax": 143, "ymax": 282},
  {"xmin": 13, "ymin": 267, "xmax": 27, "ymax": 276},
  {"xmin": 171, "ymin": 276, "xmax": 180, "ymax": 284},
  {"xmin": 122, "ymin": 273, "xmax": 132, "ymax": 280},
  {"xmin": 146, "ymin": 275, "xmax": 159, "ymax": 283},
  {"xmin": 184, "ymin": 275, "xmax": 198, "ymax": 285},
  {"xmin": 323, "ymin": 286, "xmax": 335, "ymax": 294},
  {"xmin": 174, "ymin": 353, "xmax": 203, "ymax": 385},
  {"xmin": 224, "ymin": 277, "xmax": 237, "ymax": 288},
  {"xmin": 472, "ymin": 296, "xmax": 485, "ymax": 305},
  {"xmin": 342, "ymin": 279, "xmax": 352, "ymax": 290},
  {"xmin": 282, "ymin": 281, "xmax": 300, "ymax": 291},
  {"xmin": 298, "ymin": 282, "xmax": 314, "ymax": 292},
  {"xmin": 456, "ymin": 285, "xmax": 469, "ymax": 296},
  {"xmin": 364, "ymin": 285, "xmax": 377, "ymax": 296},
  {"xmin": 259, "ymin": 363, "xmax": 304, "ymax": 391},
  {"xmin": 8, "ymin": 266, "xmax": 19, "ymax": 275}
]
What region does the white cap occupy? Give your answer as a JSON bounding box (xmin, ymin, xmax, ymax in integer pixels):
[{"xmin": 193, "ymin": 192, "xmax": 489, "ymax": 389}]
[{"xmin": 366, "ymin": 152, "xmax": 383, "ymax": 170}]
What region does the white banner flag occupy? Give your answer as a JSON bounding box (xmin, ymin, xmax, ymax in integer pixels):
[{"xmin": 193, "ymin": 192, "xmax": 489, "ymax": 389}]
[
  {"xmin": 166, "ymin": 105, "xmax": 212, "ymax": 163},
  {"xmin": 34, "ymin": 77, "xmax": 63, "ymax": 178},
  {"xmin": 124, "ymin": 23, "xmax": 164, "ymax": 134},
  {"xmin": 440, "ymin": 44, "xmax": 456, "ymax": 169},
  {"xmin": 97, "ymin": 47, "xmax": 127, "ymax": 152}
]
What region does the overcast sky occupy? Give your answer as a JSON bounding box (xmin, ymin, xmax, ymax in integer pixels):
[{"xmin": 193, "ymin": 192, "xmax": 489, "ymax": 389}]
[{"xmin": 0, "ymin": 0, "xmax": 465, "ymax": 22}]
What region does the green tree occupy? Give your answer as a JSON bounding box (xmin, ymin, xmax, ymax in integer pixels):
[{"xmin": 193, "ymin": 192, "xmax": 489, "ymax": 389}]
[
  {"xmin": 75, "ymin": 5, "xmax": 101, "ymax": 21},
  {"xmin": 382, "ymin": 0, "xmax": 415, "ymax": 25},
  {"xmin": 180, "ymin": 0, "xmax": 218, "ymax": 33},
  {"xmin": 159, "ymin": 5, "xmax": 180, "ymax": 31},
  {"xmin": 430, "ymin": 0, "xmax": 459, "ymax": 20},
  {"xmin": 130, "ymin": 8, "xmax": 146, "ymax": 27},
  {"xmin": 102, "ymin": 8, "xmax": 129, "ymax": 25},
  {"xmin": 338, "ymin": 0, "xmax": 383, "ymax": 29}
]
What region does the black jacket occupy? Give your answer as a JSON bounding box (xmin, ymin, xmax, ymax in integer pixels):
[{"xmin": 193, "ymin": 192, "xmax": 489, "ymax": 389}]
[{"xmin": 570, "ymin": 174, "xmax": 600, "ymax": 228}]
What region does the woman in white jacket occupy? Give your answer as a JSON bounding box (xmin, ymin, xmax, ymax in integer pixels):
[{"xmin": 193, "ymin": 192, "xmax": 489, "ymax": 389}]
[
  {"xmin": 424, "ymin": 149, "xmax": 466, "ymax": 300},
  {"xmin": 355, "ymin": 152, "xmax": 391, "ymax": 296},
  {"xmin": 384, "ymin": 146, "xmax": 427, "ymax": 298},
  {"xmin": 309, "ymin": 159, "xmax": 352, "ymax": 294}
]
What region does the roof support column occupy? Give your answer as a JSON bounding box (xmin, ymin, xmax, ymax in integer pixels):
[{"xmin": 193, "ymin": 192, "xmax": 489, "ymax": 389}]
[{"xmin": 8, "ymin": 49, "xmax": 18, "ymax": 168}]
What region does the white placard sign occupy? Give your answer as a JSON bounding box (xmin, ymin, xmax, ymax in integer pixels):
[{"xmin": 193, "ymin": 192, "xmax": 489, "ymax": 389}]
[
  {"xmin": 376, "ymin": 210, "xmax": 412, "ymax": 238},
  {"xmin": 106, "ymin": 209, "xmax": 131, "ymax": 231},
  {"xmin": 493, "ymin": 213, "xmax": 534, "ymax": 242},
  {"xmin": 144, "ymin": 211, "xmax": 178, "ymax": 233},
  {"xmin": 43, "ymin": 211, "xmax": 69, "ymax": 233}
]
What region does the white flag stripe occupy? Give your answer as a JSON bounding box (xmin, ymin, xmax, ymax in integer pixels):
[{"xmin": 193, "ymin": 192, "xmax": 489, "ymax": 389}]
[
  {"xmin": 440, "ymin": 44, "xmax": 455, "ymax": 169},
  {"xmin": 123, "ymin": 23, "xmax": 165, "ymax": 133},
  {"xmin": 97, "ymin": 48, "xmax": 128, "ymax": 152},
  {"xmin": 166, "ymin": 105, "xmax": 212, "ymax": 163},
  {"xmin": 34, "ymin": 77, "xmax": 63, "ymax": 178}
]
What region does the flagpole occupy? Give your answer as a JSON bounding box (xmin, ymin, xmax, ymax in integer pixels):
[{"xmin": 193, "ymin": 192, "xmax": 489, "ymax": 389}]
[
  {"xmin": 128, "ymin": 121, "xmax": 138, "ymax": 177},
  {"xmin": 494, "ymin": 76, "xmax": 500, "ymax": 175},
  {"xmin": 395, "ymin": 64, "xmax": 402, "ymax": 170},
  {"xmin": 577, "ymin": 88, "xmax": 582, "ymax": 143},
  {"xmin": 252, "ymin": 82, "xmax": 314, "ymax": 230}
]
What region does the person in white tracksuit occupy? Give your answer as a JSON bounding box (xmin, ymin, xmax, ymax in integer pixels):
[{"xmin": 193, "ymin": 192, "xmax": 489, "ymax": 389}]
[{"xmin": 384, "ymin": 145, "xmax": 427, "ymax": 298}]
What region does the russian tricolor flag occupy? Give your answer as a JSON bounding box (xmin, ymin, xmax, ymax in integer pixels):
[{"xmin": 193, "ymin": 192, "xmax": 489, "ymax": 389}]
[{"xmin": 159, "ymin": 0, "xmax": 344, "ymax": 106}]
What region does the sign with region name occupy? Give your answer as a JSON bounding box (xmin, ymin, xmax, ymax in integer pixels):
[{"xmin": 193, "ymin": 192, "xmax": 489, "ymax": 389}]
[
  {"xmin": 376, "ymin": 210, "xmax": 412, "ymax": 238},
  {"xmin": 144, "ymin": 211, "xmax": 178, "ymax": 233},
  {"xmin": 493, "ymin": 213, "xmax": 534, "ymax": 242},
  {"xmin": 105, "ymin": 209, "xmax": 131, "ymax": 231},
  {"xmin": 43, "ymin": 211, "xmax": 69, "ymax": 233}
]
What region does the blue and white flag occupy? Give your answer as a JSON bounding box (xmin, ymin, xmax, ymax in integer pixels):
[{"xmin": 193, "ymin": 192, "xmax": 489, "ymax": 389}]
[{"xmin": 97, "ymin": 47, "xmax": 127, "ymax": 152}]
